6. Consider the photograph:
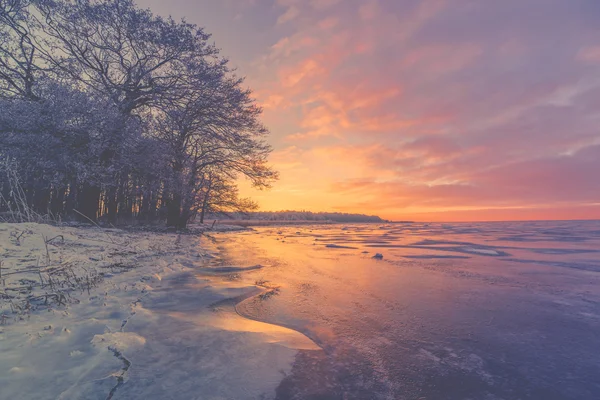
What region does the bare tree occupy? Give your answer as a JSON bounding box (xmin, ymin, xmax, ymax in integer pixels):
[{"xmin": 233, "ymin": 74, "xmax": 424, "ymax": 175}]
[
  {"xmin": 196, "ymin": 169, "xmax": 258, "ymax": 224},
  {"xmin": 34, "ymin": 0, "xmax": 216, "ymax": 113},
  {"xmin": 154, "ymin": 57, "xmax": 277, "ymax": 228},
  {"xmin": 0, "ymin": 0, "xmax": 41, "ymax": 99}
]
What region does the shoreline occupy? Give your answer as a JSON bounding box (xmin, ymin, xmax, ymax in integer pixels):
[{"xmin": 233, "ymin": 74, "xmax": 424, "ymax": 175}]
[{"xmin": 0, "ymin": 222, "xmax": 317, "ymax": 400}]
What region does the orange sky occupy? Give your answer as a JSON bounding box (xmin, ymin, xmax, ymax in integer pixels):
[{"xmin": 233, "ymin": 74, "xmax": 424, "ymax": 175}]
[{"xmin": 139, "ymin": 0, "xmax": 600, "ymax": 221}]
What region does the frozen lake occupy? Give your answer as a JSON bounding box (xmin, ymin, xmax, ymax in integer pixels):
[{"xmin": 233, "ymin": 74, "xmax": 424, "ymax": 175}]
[
  {"xmin": 207, "ymin": 221, "xmax": 600, "ymax": 399},
  {"xmin": 2, "ymin": 221, "xmax": 599, "ymax": 400}
]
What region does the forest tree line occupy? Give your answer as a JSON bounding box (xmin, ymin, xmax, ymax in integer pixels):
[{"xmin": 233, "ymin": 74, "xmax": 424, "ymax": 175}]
[
  {"xmin": 221, "ymin": 211, "xmax": 386, "ymax": 223},
  {"xmin": 0, "ymin": 0, "xmax": 276, "ymax": 228}
]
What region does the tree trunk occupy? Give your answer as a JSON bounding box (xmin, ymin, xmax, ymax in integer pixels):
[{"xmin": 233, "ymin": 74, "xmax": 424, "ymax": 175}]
[
  {"xmin": 118, "ymin": 171, "xmax": 133, "ymax": 221},
  {"xmin": 50, "ymin": 187, "xmax": 65, "ymax": 217},
  {"xmin": 78, "ymin": 184, "xmax": 101, "ymax": 222},
  {"xmin": 167, "ymin": 161, "xmax": 184, "ymax": 228},
  {"xmin": 199, "ymin": 184, "xmax": 212, "ymax": 224},
  {"xmin": 33, "ymin": 187, "xmax": 51, "ymax": 215},
  {"xmin": 105, "ymin": 186, "xmax": 118, "ymax": 223},
  {"xmin": 65, "ymin": 182, "xmax": 77, "ymax": 218},
  {"xmin": 166, "ymin": 193, "xmax": 181, "ymax": 228},
  {"xmin": 140, "ymin": 188, "xmax": 152, "ymax": 221},
  {"xmin": 178, "ymin": 209, "xmax": 189, "ymax": 230}
]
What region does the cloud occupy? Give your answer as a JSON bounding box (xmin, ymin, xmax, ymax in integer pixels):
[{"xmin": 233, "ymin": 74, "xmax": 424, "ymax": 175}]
[
  {"xmin": 577, "ymin": 46, "xmax": 600, "ymax": 64},
  {"xmin": 310, "ymin": 0, "xmax": 341, "ymax": 10},
  {"xmin": 241, "ymin": 0, "xmax": 600, "ymax": 220},
  {"xmin": 358, "ymin": 0, "xmax": 380, "ymax": 20},
  {"xmin": 277, "ymin": 5, "xmax": 300, "ymax": 24},
  {"xmin": 279, "ymin": 58, "xmax": 325, "ymax": 87},
  {"xmin": 323, "ymin": 143, "xmax": 600, "ymax": 212}
]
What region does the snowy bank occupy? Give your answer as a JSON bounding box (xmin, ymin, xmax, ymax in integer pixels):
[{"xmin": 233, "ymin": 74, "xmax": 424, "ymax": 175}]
[{"xmin": 0, "ymin": 223, "xmax": 318, "ymax": 400}]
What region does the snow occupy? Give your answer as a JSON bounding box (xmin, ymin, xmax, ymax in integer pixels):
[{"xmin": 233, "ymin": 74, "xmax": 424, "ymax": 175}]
[
  {"xmin": 461, "ymin": 247, "xmax": 501, "ymax": 256},
  {"xmin": 0, "ymin": 222, "xmax": 318, "ymax": 400},
  {"xmin": 325, "ymin": 244, "xmax": 358, "ymax": 249}
]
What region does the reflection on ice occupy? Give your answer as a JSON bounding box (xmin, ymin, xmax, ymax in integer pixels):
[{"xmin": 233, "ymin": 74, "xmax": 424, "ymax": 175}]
[
  {"xmin": 209, "ymin": 311, "xmax": 320, "ymax": 351},
  {"xmin": 212, "ymin": 220, "xmax": 600, "ymax": 400}
]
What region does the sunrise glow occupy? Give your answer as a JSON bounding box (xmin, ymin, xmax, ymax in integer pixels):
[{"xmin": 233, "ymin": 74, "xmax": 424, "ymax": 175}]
[{"xmin": 139, "ymin": 0, "xmax": 600, "ymax": 221}]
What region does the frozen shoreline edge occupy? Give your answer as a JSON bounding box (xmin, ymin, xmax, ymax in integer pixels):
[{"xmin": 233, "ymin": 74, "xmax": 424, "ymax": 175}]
[{"xmin": 0, "ymin": 222, "xmax": 314, "ymax": 399}]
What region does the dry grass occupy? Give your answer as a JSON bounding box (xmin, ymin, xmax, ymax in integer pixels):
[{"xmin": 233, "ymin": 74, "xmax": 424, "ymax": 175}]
[
  {"xmin": 0, "ymin": 159, "xmax": 56, "ymax": 224},
  {"xmin": 0, "ymin": 223, "xmax": 143, "ymax": 325}
]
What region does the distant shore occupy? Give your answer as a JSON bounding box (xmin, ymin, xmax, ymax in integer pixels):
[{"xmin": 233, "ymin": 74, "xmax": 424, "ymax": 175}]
[{"xmin": 211, "ymin": 219, "xmax": 410, "ymax": 227}]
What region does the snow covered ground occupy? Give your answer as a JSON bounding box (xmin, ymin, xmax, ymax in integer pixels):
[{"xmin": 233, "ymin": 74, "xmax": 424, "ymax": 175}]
[{"xmin": 0, "ymin": 223, "xmax": 317, "ymax": 400}]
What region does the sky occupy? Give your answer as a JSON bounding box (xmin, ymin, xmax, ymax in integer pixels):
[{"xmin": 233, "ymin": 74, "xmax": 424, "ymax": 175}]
[{"xmin": 137, "ymin": 0, "xmax": 600, "ymax": 221}]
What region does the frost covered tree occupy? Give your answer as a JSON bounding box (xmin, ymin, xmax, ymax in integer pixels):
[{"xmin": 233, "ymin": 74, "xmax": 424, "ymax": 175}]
[
  {"xmin": 153, "ymin": 56, "xmax": 276, "ymax": 228},
  {"xmin": 0, "ymin": 0, "xmax": 40, "ymax": 100},
  {"xmin": 0, "ymin": 0, "xmax": 276, "ymax": 227},
  {"xmin": 196, "ymin": 170, "xmax": 258, "ymax": 224}
]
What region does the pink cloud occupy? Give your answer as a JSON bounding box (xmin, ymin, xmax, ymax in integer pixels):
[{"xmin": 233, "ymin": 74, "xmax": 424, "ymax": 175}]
[
  {"xmin": 577, "ymin": 46, "xmax": 600, "ymax": 64},
  {"xmin": 358, "ymin": 0, "xmax": 380, "ymax": 21},
  {"xmin": 279, "ymin": 58, "xmax": 325, "ymax": 87},
  {"xmin": 236, "ymin": 0, "xmax": 600, "ymax": 219},
  {"xmin": 318, "ymin": 17, "xmax": 339, "ymax": 30}
]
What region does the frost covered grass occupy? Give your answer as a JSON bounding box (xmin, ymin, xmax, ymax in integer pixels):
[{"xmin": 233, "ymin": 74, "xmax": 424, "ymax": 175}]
[
  {"xmin": 0, "ymin": 223, "xmax": 163, "ymax": 324},
  {"xmin": 0, "ymin": 222, "xmax": 187, "ymax": 399}
]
